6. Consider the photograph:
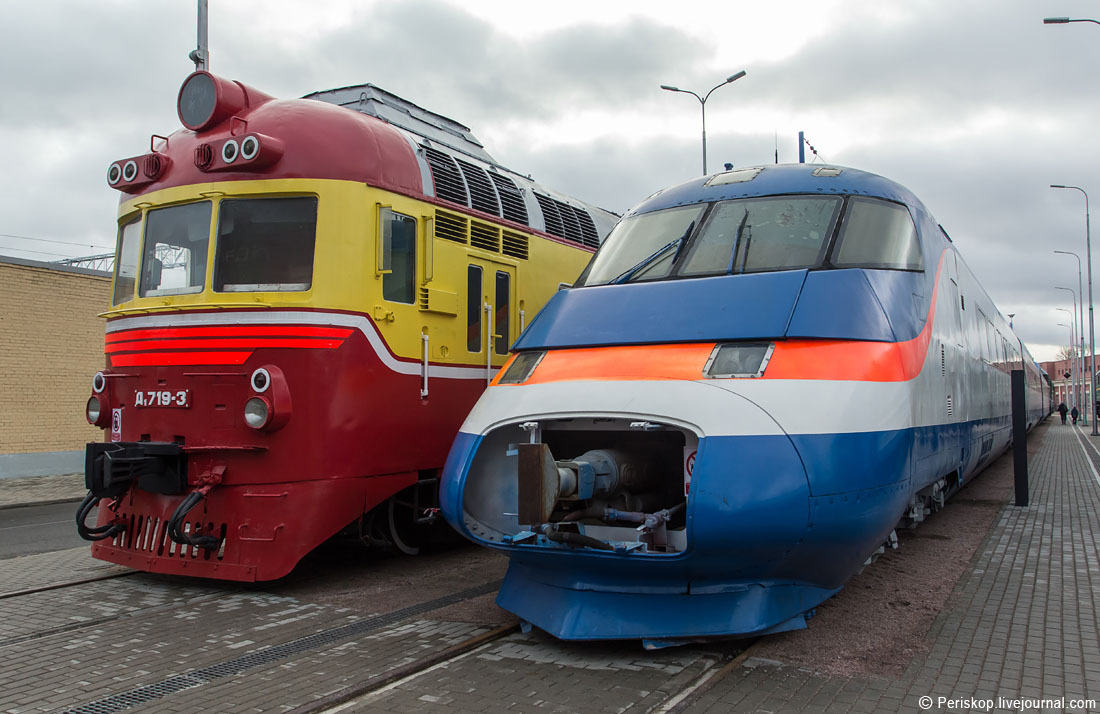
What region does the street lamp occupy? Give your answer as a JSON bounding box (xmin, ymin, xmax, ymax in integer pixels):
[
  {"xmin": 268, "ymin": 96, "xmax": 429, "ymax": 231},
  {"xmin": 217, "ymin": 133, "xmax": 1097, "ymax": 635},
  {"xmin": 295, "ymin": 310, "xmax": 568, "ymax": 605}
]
[
  {"xmin": 1044, "ymin": 16, "xmax": 1100, "ymax": 26},
  {"xmin": 1055, "ymin": 303, "xmax": 1078, "ymax": 413},
  {"xmin": 661, "ymin": 70, "xmax": 747, "ymax": 175},
  {"xmin": 1054, "ymin": 249, "xmax": 1086, "ymax": 416},
  {"xmin": 1059, "ymin": 322, "xmax": 1075, "ymax": 410},
  {"xmin": 1051, "ymin": 184, "xmax": 1097, "ymax": 434}
]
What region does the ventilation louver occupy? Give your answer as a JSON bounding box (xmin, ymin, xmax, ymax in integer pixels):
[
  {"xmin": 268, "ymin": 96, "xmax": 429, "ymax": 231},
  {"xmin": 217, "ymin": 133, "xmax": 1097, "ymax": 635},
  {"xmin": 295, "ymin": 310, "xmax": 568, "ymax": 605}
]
[
  {"xmin": 435, "ymin": 211, "xmax": 468, "ymax": 244},
  {"xmin": 488, "ymin": 173, "xmax": 529, "ymax": 224},
  {"xmin": 454, "ymin": 158, "xmax": 501, "ymax": 216},
  {"xmin": 423, "ymin": 147, "xmax": 468, "ymax": 205}
]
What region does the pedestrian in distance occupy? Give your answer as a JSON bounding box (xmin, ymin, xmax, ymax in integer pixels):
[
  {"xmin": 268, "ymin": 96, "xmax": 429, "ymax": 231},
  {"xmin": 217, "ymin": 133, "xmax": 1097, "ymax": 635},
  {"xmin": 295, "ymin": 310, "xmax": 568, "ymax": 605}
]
[
  {"xmin": 1058, "ymin": 402, "xmax": 1068, "ymax": 424},
  {"xmin": 1072, "ymin": 405, "xmax": 1080, "ymax": 425}
]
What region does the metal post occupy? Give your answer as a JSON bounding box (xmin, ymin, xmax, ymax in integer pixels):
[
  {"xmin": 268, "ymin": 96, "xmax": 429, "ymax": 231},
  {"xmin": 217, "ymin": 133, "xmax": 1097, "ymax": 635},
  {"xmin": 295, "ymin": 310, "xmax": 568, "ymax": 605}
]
[
  {"xmin": 1011, "ymin": 370, "xmax": 1028, "ymax": 507},
  {"xmin": 660, "ymin": 71, "xmax": 746, "ymax": 176},
  {"xmin": 799, "ymin": 131, "xmax": 805, "ymax": 164},
  {"xmin": 1052, "ymin": 185, "xmax": 1096, "ymax": 434},
  {"xmin": 190, "ymin": 0, "xmax": 209, "ymax": 71},
  {"xmin": 700, "ymin": 101, "xmax": 708, "ymax": 175}
]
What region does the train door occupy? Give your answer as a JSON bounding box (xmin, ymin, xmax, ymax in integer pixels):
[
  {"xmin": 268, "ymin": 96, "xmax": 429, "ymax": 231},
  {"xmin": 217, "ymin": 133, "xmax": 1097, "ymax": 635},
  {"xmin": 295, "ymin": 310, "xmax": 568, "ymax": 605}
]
[{"xmin": 465, "ymin": 257, "xmax": 516, "ymax": 383}]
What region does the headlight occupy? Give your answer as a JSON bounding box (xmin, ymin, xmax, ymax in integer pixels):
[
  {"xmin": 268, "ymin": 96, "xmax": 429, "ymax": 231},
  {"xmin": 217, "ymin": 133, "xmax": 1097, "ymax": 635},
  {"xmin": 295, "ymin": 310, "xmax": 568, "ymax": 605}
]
[
  {"xmin": 498, "ymin": 351, "xmax": 546, "ymax": 385},
  {"xmin": 704, "ymin": 343, "xmax": 774, "ymax": 378},
  {"xmin": 86, "ymin": 396, "xmax": 103, "ymax": 425},
  {"xmin": 251, "ymin": 367, "xmax": 271, "ymax": 393},
  {"xmin": 244, "ymin": 397, "xmax": 270, "ymax": 429},
  {"xmin": 92, "ymin": 371, "xmax": 107, "ymax": 393}
]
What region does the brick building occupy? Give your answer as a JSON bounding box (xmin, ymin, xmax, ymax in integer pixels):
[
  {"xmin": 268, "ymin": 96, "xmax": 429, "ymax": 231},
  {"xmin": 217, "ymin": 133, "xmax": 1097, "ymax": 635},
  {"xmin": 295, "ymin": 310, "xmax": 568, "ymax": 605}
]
[
  {"xmin": 1040, "ymin": 355, "xmax": 1099, "ymax": 413},
  {"xmin": 0, "ymin": 257, "xmax": 110, "ymax": 477}
]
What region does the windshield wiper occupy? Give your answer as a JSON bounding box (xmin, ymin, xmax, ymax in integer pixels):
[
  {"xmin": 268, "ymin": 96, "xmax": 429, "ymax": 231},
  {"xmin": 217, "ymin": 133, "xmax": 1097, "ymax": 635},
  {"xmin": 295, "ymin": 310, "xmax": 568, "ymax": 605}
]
[{"xmin": 611, "ymin": 222, "xmax": 694, "ymax": 284}]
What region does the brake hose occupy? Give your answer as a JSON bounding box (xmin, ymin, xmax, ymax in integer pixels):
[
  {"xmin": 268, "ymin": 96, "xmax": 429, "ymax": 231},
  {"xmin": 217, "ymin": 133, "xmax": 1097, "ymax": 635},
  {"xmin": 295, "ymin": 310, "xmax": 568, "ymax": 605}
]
[{"xmin": 75, "ymin": 492, "xmax": 125, "ymax": 541}]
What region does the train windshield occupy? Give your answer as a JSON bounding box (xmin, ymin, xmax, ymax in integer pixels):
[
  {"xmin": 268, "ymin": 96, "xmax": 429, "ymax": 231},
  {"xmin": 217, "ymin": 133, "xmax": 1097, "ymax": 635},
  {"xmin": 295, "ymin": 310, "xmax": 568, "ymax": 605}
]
[
  {"xmin": 213, "ymin": 197, "xmax": 318, "ymax": 292},
  {"xmin": 138, "ymin": 202, "xmax": 212, "ymax": 297},
  {"xmin": 681, "ymin": 196, "xmax": 841, "ymax": 275},
  {"xmin": 579, "ymin": 205, "xmax": 705, "ymax": 286},
  {"xmin": 578, "ymin": 194, "xmax": 922, "ymax": 287}
]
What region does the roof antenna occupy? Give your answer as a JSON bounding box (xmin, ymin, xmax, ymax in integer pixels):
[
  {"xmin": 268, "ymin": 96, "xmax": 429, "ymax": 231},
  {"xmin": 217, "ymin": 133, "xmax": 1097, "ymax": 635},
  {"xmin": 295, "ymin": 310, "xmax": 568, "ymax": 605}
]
[
  {"xmin": 774, "ymin": 130, "xmax": 778, "ymax": 164},
  {"xmin": 188, "ymin": 0, "xmax": 209, "ymax": 71}
]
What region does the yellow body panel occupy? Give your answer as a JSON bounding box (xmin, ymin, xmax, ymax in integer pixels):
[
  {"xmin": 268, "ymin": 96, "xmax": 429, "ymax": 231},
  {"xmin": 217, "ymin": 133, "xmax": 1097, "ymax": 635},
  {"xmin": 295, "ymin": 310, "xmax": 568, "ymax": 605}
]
[{"xmin": 108, "ymin": 178, "xmax": 593, "ymax": 366}]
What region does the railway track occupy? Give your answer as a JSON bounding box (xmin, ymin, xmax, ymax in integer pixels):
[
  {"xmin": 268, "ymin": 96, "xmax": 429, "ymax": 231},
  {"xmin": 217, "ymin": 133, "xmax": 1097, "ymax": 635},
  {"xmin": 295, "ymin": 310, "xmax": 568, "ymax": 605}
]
[{"xmin": 0, "ymin": 568, "xmax": 137, "ymax": 601}]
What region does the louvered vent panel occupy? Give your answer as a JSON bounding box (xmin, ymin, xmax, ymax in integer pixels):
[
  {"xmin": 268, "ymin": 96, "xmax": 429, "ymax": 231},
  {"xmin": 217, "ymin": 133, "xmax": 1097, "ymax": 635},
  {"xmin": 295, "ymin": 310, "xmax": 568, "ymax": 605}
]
[
  {"xmin": 470, "ymin": 221, "xmax": 500, "ymax": 252},
  {"xmin": 941, "ymin": 345, "xmax": 946, "ymax": 377},
  {"xmin": 534, "ymin": 193, "xmax": 564, "ymax": 238},
  {"xmin": 488, "ymin": 173, "xmax": 529, "ymax": 225},
  {"xmin": 575, "ymin": 208, "xmax": 600, "ymax": 248},
  {"xmin": 455, "ymin": 158, "xmax": 501, "ymax": 216},
  {"xmin": 435, "ymin": 211, "xmax": 468, "ymax": 244},
  {"xmin": 419, "ymin": 287, "xmax": 430, "ymax": 310},
  {"xmin": 423, "ymin": 147, "xmax": 468, "ymax": 205},
  {"xmin": 947, "ymin": 395, "xmax": 953, "ymax": 417},
  {"xmin": 502, "ymin": 230, "xmax": 529, "ymax": 260},
  {"xmin": 554, "ymin": 199, "xmax": 585, "ymax": 244}
]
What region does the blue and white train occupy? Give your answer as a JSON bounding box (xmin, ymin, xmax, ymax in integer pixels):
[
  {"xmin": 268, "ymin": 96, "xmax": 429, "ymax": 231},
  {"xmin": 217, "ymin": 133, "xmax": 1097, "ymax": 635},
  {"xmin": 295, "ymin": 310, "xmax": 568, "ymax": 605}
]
[{"xmin": 439, "ymin": 163, "xmax": 1050, "ymax": 645}]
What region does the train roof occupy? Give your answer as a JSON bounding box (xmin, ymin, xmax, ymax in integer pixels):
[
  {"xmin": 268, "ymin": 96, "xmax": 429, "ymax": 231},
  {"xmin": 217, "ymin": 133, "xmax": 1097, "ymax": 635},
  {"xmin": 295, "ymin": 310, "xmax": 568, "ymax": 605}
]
[
  {"xmin": 628, "ymin": 164, "xmax": 925, "ymax": 218},
  {"xmin": 303, "ymin": 83, "xmax": 496, "ymax": 165}
]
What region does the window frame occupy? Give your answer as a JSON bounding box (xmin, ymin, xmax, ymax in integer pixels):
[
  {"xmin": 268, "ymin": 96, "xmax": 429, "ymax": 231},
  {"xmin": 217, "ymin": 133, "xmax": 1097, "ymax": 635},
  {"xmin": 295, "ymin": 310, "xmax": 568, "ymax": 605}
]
[
  {"xmin": 111, "ymin": 214, "xmax": 143, "ymax": 306},
  {"xmin": 211, "ymin": 194, "xmax": 319, "ymax": 294},
  {"xmin": 378, "ymin": 206, "xmax": 418, "ymax": 305},
  {"xmin": 825, "ymin": 196, "xmax": 924, "ymax": 273}
]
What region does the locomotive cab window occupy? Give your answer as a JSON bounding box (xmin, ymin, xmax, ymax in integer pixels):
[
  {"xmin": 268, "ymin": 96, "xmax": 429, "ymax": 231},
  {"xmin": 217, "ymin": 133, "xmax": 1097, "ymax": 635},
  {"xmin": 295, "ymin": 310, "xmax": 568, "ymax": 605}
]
[
  {"xmin": 138, "ymin": 202, "xmax": 212, "ymax": 297},
  {"xmin": 214, "ymin": 196, "xmax": 318, "ymax": 292},
  {"xmin": 380, "ymin": 208, "xmax": 416, "ymax": 304},
  {"xmin": 112, "ymin": 216, "xmax": 142, "ymax": 304},
  {"xmin": 829, "ymin": 198, "xmax": 923, "ymax": 271},
  {"xmin": 681, "ymin": 196, "xmax": 841, "ymax": 276}
]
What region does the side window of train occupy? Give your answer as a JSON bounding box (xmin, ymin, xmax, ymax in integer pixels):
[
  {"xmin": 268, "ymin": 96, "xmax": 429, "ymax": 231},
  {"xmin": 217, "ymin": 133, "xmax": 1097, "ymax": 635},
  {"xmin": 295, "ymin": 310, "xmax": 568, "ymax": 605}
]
[
  {"xmin": 830, "ymin": 198, "xmax": 923, "ymax": 271},
  {"xmin": 112, "ymin": 216, "xmax": 142, "ymax": 305},
  {"xmin": 468, "ymin": 265, "xmax": 483, "ymax": 353},
  {"xmin": 379, "ymin": 208, "xmax": 417, "ymax": 304}
]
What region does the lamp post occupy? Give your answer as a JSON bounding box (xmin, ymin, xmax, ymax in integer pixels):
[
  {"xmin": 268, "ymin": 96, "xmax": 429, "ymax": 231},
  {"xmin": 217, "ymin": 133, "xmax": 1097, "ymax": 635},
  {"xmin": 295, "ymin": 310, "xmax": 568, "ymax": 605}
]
[
  {"xmin": 1054, "ymin": 249, "xmax": 1086, "ymax": 422},
  {"xmin": 1044, "ymin": 16, "xmax": 1100, "ymax": 26},
  {"xmin": 1056, "ymin": 303, "xmax": 1078, "ymax": 413},
  {"xmin": 1052, "ymin": 184, "xmax": 1096, "ymax": 434},
  {"xmin": 661, "ymin": 70, "xmax": 747, "ymax": 176},
  {"xmin": 1059, "ymin": 321, "xmax": 1075, "ymax": 408},
  {"xmin": 1058, "ymin": 321, "xmax": 1076, "ymax": 409}
]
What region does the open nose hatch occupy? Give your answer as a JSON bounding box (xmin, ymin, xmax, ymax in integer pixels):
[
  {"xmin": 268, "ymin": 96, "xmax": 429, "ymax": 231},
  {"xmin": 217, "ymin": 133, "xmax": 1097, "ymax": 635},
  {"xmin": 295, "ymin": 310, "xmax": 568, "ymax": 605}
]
[{"xmin": 461, "ymin": 417, "xmax": 697, "ymax": 554}]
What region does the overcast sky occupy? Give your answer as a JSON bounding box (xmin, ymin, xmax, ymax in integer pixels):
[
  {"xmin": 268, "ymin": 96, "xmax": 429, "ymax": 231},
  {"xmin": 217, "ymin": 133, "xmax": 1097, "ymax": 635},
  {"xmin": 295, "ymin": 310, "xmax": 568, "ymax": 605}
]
[{"xmin": 3, "ymin": 0, "xmax": 1098, "ymax": 361}]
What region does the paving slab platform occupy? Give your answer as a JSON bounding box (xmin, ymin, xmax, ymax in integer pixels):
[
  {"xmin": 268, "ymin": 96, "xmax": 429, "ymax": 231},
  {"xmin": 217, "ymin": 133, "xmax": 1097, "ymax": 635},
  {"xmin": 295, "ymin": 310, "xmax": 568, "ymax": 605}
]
[
  {"xmin": 681, "ymin": 423, "xmax": 1100, "ymax": 714},
  {"xmin": 2, "ymin": 421, "xmax": 1100, "ymax": 713}
]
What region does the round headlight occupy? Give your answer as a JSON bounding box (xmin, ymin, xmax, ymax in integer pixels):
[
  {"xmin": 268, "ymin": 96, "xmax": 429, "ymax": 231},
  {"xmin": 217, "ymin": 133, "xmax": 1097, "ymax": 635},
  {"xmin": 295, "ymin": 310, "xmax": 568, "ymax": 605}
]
[
  {"xmin": 251, "ymin": 367, "xmax": 271, "ymax": 393},
  {"xmin": 92, "ymin": 371, "xmax": 107, "ymax": 394},
  {"xmin": 244, "ymin": 397, "xmax": 270, "ymax": 429},
  {"xmin": 86, "ymin": 396, "xmax": 102, "ymax": 425},
  {"xmin": 241, "ymin": 135, "xmax": 260, "ymax": 160},
  {"xmin": 221, "ymin": 139, "xmax": 239, "ymax": 164},
  {"xmin": 122, "ymin": 160, "xmax": 138, "ymax": 182},
  {"xmin": 107, "ymin": 163, "xmax": 122, "ymax": 185}
]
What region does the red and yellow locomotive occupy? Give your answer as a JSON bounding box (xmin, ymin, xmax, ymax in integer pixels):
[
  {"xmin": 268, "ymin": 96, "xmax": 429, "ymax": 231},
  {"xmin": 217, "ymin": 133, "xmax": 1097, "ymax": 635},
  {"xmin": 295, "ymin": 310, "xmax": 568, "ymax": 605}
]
[{"xmin": 77, "ymin": 71, "xmax": 615, "ymax": 581}]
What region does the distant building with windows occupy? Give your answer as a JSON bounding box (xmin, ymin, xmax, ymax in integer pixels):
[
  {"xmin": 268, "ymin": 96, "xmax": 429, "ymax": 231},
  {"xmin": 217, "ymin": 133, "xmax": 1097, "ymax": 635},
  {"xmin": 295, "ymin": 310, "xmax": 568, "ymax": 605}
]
[{"xmin": 1040, "ymin": 355, "xmax": 1099, "ymax": 411}]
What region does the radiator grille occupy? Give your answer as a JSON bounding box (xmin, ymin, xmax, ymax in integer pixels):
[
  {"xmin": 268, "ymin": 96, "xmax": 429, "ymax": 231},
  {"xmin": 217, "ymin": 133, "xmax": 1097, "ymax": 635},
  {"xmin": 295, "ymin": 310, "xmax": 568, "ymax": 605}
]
[
  {"xmin": 534, "ymin": 192, "xmax": 564, "ymax": 238},
  {"xmin": 456, "ymin": 158, "xmax": 501, "ymax": 216},
  {"xmin": 470, "ymin": 221, "xmax": 500, "ymax": 252},
  {"xmin": 424, "ymin": 147, "xmax": 468, "ymax": 205},
  {"xmin": 502, "ymin": 230, "xmax": 529, "ymax": 259},
  {"xmin": 488, "ymin": 172, "xmax": 529, "ymax": 224},
  {"xmin": 435, "ymin": 211, "xmax": 468, "ymax": 244}
]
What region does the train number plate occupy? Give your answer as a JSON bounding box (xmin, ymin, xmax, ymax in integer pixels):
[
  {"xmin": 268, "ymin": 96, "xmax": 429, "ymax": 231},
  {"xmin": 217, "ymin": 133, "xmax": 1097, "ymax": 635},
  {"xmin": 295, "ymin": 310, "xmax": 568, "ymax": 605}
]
[{"xmin": 133, "ymin": 389, "xmax": 191, "ymax": 408}]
